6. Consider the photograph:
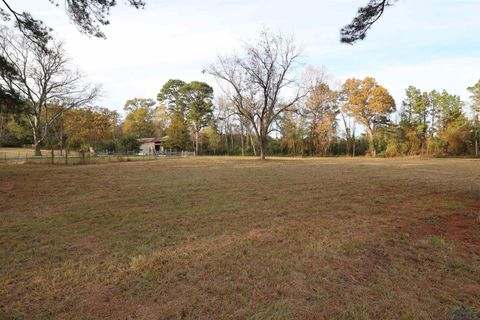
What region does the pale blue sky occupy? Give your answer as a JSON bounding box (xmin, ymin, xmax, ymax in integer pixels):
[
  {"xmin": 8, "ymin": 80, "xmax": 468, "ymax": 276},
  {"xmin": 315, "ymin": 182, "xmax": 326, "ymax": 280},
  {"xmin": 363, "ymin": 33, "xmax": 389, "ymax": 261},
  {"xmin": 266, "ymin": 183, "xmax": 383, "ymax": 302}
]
[{"xmin": 15, "ymin": 0, "xmax": 480, "ymax": 115}]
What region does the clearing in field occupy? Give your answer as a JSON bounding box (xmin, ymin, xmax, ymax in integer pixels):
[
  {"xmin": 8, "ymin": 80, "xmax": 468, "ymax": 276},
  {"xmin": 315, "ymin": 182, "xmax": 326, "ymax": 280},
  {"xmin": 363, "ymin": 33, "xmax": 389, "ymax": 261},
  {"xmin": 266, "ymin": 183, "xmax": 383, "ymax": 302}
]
[{"xmin": 0, "ymin": 157, "xmax": 479, "ymax": 319}]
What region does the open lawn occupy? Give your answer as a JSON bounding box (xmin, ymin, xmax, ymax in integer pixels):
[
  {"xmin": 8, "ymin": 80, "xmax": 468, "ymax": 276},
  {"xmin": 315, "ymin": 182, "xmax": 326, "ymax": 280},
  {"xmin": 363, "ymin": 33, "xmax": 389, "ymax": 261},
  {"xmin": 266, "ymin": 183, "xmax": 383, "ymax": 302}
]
[{"xmin": 1, "ymin": 157, "xmax": 479, "ymax": 319}]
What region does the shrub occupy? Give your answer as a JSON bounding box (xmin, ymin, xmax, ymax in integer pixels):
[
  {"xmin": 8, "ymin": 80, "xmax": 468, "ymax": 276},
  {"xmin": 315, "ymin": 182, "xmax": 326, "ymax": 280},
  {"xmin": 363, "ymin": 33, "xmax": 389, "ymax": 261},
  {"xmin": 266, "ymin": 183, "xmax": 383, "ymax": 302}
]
[{"xmin": 117, "ymin": 134, "xmax": 140, "ymax": 154}]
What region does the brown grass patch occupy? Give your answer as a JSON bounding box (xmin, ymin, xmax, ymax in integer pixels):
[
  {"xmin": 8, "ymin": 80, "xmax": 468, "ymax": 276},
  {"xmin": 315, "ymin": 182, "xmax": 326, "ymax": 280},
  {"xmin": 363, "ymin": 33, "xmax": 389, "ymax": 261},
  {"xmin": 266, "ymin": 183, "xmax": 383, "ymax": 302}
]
[{"xmin": 1, "ymin": 157, "xmax": 479, "ymax": 319}]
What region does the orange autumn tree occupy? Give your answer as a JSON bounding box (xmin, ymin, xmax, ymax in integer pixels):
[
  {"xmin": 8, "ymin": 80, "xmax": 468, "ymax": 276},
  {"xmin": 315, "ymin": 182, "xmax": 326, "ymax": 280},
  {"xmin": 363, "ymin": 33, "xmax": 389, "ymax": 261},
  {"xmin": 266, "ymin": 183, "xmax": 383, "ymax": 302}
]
[
  {"xmin": 342, "ymin": 77, "xmax": 395, "ymax": 156},
  {"xmin": 64, "ymin": 106, "xmax": 119, "ymax": 151}
]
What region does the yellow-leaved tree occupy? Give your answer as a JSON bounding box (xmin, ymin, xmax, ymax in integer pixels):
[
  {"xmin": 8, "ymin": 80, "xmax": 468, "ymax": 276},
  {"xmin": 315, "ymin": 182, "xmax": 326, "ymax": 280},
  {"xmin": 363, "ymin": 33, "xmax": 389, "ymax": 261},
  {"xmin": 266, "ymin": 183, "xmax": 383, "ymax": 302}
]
[
  {"xmin": 341, "ymin": 77, "xmax": 395, "ymax": 156},
  {"xmin": 123, "ymin": 98, "xmax": 167, "ymax": 138}
]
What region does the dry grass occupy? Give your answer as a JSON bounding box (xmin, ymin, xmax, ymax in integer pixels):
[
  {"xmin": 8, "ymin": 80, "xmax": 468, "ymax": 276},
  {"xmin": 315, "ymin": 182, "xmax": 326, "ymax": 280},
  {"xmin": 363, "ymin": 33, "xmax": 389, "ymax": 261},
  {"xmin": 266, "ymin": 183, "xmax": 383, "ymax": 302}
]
[{"xmin": 0, "ymin": 157, "xmax": 479, "ymax": 319}]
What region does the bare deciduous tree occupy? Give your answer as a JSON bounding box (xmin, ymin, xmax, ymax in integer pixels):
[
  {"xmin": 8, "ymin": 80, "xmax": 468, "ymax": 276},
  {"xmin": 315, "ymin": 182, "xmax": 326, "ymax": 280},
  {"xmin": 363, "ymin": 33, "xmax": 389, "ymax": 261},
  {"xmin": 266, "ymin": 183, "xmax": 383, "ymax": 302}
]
[
  {"xmin": 0, "ymin": 27, "xmax": 99, "ymax": 155},
  {"xmin": 300, "ymin": 66, "xmax": 338, "ymax": 155},
  {"xmin": 205, "ymin": 30, "xmax": 305, "ymax": 160}
]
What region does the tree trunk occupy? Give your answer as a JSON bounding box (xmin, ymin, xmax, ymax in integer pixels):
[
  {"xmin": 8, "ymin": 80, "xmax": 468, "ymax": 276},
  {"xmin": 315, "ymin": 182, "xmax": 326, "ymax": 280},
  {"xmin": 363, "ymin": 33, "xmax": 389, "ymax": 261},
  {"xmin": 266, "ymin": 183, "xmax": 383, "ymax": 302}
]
[
  {"xmin": 352, "ymin": 132, "xmax": 356, "ymax": 157},
  {"xmin": 224, "ymin": 124, "xmax": 229, "ymax": 155},
  {"xmin": 345, "ymin": 127, "xmax": 351, "ymax": 157},
  {"xmin": 230, "ymin": 127, "xmax": 234, "ymax": 152},
  {"xmin": 259, "ymin": 135, "xmax": 267, "ymax": 160},
  {"xmin": 352, "ymin": 121, "xmax": 356, "ymax": 157},
  {"xmin": 475, "ymin": 138, "xmax": 479, "ymax": 157},
  {"xmin": 34, "ymin": 141, "xmax": 42, "ymax": 156},
  {"xmin": 367, "ymin": 126, "xmax": 376, "ymax": 157},
  {"xmin": 195, "ymin": 130, "xmax": 199, "ymax": 156},
  {"xmin": 240, "ymin": 121, "xmax": 245, "ymax": 156},
  {"xmin": 340, "ymin": 113, "xmax": 351, "ymax": 157},
  {"xmin": 250, "ymin": 133, "xmax": 257, "ymax": 156},
  {"xmin": 31, "ymin": 122, "xmax": 43, "ymax": 156},
  {"xmin": 259, "ymin": 145, "xmax": 266, "ymax": 160},
  {"xmin": 475, "ymin": 118, "xmax": 479, "ymax": 157},
  {"xmin": 309, "ymin": 122, "xmax": 316, "ymax": 155}
]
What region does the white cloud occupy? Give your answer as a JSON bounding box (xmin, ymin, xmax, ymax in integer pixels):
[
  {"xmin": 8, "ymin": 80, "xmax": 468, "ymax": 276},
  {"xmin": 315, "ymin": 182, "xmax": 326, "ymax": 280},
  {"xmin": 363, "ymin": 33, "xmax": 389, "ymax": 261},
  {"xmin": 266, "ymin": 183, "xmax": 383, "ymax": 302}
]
[
  {"xmin": 8, "ymin": 0, "xmax": 480, "ymax": 116},
  {"xmin": 337, "ymin": 56, "xmax": 480, "ymax": 106}
]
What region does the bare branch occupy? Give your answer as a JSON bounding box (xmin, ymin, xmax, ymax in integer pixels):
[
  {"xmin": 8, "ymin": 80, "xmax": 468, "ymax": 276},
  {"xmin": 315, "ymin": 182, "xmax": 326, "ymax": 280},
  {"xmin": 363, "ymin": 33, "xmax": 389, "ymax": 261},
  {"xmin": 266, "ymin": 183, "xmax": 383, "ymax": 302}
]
[
  {"xmin": 0, "ymin": 27, "xmax": 99, "ymax": 155},
  {"xmin": 205, "ymin": 29, "xmax": 304, "ymax": 159}
]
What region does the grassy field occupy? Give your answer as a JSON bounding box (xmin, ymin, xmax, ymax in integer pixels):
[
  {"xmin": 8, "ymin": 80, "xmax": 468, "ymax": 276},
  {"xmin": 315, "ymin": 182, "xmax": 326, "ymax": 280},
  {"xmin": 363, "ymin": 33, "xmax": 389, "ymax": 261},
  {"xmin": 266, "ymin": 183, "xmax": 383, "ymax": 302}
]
[{"xmin": 1, "ymin": 157, "xmax": 479, "ymax": 319}]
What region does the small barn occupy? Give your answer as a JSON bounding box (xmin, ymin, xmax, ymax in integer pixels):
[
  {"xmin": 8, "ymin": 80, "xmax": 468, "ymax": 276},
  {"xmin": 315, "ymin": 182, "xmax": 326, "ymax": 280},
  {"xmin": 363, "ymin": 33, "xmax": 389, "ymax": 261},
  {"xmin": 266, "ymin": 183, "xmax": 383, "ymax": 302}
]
[{"xmin": 138, "ymin": 137, "xmax": 169, "ymax": 154}]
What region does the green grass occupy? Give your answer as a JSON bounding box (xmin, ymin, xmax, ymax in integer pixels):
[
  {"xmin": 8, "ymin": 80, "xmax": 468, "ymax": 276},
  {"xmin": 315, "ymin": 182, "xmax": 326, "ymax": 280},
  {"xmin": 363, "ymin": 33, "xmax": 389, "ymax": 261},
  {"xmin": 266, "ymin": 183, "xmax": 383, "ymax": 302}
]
[{"xmin": 0, "ymin": 157, "xmax": 479, "ymax": 319}]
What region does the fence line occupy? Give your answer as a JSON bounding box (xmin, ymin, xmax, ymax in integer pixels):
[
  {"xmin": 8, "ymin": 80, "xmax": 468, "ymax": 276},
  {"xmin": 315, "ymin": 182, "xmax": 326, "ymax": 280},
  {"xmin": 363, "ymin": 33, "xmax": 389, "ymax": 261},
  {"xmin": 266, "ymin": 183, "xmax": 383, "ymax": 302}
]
[{"xmin": 0, "ymin": 151, "xmax": 195, "ymax": 165}]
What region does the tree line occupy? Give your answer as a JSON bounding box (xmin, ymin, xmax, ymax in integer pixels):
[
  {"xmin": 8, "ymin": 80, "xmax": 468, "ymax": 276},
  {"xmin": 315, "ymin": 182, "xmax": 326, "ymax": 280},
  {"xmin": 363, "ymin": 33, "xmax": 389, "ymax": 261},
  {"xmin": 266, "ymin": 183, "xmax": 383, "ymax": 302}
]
[{"xmin": 1, "ymin": 28, "xmax": 479, "ymax": 159}]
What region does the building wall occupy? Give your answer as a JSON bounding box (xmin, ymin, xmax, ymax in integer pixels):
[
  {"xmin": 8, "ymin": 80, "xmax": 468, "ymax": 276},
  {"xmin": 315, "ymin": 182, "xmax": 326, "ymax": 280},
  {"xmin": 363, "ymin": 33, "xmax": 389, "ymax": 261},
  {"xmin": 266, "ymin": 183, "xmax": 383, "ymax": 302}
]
[{"xmin": 139, "ymin": 142, "xmax": 155, "ymax": 154}]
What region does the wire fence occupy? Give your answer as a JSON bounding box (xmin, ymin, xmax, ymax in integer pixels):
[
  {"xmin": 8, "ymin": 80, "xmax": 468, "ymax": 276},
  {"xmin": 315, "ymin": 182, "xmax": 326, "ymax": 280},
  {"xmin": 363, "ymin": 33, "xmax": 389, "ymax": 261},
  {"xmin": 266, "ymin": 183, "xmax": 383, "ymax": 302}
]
[{"xmin": 0, "ymin": 150, "xmax": 195, "ymax": 165}]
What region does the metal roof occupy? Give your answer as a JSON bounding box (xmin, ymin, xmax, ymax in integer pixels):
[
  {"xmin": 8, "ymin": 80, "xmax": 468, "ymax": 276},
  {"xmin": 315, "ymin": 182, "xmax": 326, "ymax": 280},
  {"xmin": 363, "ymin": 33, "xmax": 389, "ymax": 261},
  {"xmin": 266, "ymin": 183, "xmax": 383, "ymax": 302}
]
[{"xmin": 137, "ymin": 137, "xmax": 169, "ymax": 143}]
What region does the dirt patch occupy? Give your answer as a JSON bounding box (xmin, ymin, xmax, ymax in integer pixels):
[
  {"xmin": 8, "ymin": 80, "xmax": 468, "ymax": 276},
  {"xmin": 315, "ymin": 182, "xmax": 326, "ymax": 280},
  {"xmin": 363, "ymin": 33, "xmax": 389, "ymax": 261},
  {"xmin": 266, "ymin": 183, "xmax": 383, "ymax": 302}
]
[
  {"xmin": 73, "ymin": 235, "xmax": 104, "ymax": 257},
  {"xmin": 244, "ymin": 227, "xmax": 274, "ymax": 241},
  {"xmin": 410, "ymin": 213, "xmax": 480, "ymax": 247},
  {"xmin": 80, "ymin": 284, "xmax": 137, "ymax": 319}
]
